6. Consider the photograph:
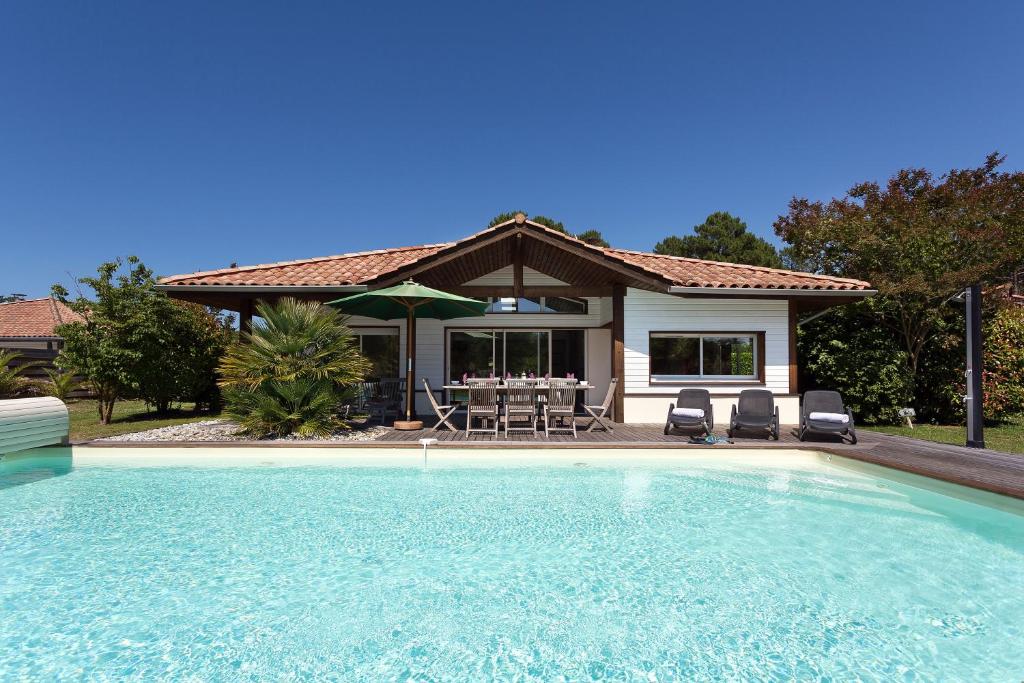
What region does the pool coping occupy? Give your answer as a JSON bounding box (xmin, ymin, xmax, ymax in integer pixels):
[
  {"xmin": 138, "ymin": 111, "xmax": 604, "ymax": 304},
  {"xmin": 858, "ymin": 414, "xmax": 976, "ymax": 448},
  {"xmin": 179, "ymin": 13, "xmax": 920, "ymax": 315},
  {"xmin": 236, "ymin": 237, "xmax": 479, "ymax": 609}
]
[{"xmin": 72, "ymin": 433, "xmax": 1024, "ymax": 501}]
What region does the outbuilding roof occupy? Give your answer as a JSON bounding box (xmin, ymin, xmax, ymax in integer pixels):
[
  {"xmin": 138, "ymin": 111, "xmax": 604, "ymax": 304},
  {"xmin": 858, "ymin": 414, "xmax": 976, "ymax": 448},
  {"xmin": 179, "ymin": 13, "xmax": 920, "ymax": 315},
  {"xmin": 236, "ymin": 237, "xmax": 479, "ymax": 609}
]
[{"xmin": 0, "ymin": 297, "xmax": 84, "ymax": 339}]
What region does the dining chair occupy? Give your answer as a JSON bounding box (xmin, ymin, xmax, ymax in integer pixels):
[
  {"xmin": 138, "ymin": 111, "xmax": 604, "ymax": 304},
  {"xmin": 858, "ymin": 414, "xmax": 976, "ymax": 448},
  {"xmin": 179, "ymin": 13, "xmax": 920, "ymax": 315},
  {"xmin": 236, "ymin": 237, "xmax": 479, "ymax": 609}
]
[
  {"xmin": 368, "ymin": 378, "xmax": 402, "ymax": 424},
  {"xmin": 504, "ymin": 379, "xmax": 538, "ymax": 436},
  {"xmin": 543, "ymin": 378, "xmax": 578, "ymax": 438},
  {"xmin": 466, "ymin": 382, "xmax": 499, "ymax": 437}
]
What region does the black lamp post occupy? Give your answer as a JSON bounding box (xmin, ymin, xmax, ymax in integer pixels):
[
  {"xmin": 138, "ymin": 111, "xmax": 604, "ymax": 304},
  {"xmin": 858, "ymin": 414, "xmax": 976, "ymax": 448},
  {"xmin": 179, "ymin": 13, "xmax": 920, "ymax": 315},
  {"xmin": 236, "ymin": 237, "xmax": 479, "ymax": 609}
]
[{"xmin": 965, "ymin": 284, "xmax": 985, "ymax": 449}]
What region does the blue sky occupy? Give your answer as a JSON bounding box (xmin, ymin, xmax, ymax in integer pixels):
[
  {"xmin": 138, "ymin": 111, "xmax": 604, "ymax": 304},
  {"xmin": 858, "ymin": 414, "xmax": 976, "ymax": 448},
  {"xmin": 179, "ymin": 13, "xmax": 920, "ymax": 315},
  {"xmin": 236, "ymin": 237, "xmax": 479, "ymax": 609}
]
[{"xmin": 3, "ymin": 1, "xmax": 1022, "ymax": 298}]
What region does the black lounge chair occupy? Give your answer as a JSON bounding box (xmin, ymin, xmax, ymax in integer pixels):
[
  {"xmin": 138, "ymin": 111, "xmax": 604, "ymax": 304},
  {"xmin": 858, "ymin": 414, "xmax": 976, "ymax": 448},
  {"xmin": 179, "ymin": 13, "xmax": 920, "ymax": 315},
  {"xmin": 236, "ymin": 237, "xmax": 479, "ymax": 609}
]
[
  {"xmin": 799, "ymin": 390, "xmax": 857, "ymax": 444},
  {"xmin": 728, "ymin": 389, "xmax": 780, "ymax": 440},
  {"xmin": 664, "ymin": 389, "xmax": 713, "ymax": 436}
]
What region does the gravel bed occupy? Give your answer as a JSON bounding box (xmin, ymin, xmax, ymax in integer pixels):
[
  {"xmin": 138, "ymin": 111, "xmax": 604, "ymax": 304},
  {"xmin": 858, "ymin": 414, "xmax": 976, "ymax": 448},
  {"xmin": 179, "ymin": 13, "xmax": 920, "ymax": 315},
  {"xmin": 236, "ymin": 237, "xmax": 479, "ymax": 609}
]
[{"xmin": 95, "ymin": 419, "xmax": 390, "ymax": 442}]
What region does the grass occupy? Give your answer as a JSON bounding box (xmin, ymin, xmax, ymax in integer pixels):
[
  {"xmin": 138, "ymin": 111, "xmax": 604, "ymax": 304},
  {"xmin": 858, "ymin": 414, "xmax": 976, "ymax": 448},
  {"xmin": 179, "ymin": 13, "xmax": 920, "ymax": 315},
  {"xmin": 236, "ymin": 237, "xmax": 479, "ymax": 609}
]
[
  {"xmin": 68, "ymin": 399, "xmax": 219, "ymax": 442},
  {"xmin": 864, "ymin": 414, "xmax": 1024, "ymax": 455}
]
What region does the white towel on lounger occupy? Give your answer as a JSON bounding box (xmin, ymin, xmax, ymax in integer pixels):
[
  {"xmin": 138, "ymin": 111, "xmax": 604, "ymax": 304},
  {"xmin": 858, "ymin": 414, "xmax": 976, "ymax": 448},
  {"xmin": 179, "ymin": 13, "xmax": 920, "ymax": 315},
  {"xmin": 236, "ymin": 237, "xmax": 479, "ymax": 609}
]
[
  {"xmin": 808, "ymin": 411, "xmax": 849, "ymax": 424},
  {"xmin": 672, "ymin": 407, "xmax": 705, "ymax": 419}
]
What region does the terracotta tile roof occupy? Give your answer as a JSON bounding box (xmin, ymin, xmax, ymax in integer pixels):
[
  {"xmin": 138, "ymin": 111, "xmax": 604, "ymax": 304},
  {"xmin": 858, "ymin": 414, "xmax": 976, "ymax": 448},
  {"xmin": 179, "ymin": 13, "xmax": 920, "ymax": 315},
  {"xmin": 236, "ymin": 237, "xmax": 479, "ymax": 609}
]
[
  {"xmin": 0, "ymin": 297, "xmax": 84, "ymax": 338},
  {"xmin": 159, "ymin": 244, "xmax": 452, "ymax": 287},
  {"xmin": 601, "ymin": 248, "xmax": 871, "ymax": 291},
  {"xmin": 158, "ymin": 222, "xmax": 871, "ymax": 292}
]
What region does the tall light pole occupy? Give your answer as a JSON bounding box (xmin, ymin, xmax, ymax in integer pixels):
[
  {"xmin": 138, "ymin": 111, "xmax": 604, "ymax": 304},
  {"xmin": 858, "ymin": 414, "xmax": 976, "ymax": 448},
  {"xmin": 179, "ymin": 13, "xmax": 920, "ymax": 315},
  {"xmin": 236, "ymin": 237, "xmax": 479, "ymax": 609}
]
[{"xmin": 965, "ymin": 284, "xmax": 985, "ymax": 448}]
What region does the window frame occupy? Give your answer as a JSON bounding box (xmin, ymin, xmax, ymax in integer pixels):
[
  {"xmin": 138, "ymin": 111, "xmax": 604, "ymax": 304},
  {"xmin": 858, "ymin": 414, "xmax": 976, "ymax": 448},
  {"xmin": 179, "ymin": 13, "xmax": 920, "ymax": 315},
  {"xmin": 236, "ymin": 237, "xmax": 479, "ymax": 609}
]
[
  {"xmin": 445, "ymin": 327, "xmax": 588, "ymax": 383},
  {"xmin": 482, "ymin": 296, "xmax": 589, "ymax": 314},
  {"xmin": 648, "ymin": 331, "xmax": 766, "ymax": 385},
  {"xmin": 350, "ymin": 326, "xmax": 401, "ymax": 379}
]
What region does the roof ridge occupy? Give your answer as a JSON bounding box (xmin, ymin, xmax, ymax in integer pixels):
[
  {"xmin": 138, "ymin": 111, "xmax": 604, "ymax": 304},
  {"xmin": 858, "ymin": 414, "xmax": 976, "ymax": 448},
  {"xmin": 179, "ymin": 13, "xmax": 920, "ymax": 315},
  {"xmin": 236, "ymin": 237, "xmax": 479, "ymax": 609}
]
[
  {"xmin": 48, "ymin": 297, "xmax": 62, "ymax": 324},
  {"xmin": 602, "ymin": 247, "xmax": 871, "ymax": 286},
  {"xmin": 0, "ymin": 296, "xmax": 54, "ymax": 306},
  {"xmin": 159, "ymin": 242, "xmax": 455, "ymax": 283}
]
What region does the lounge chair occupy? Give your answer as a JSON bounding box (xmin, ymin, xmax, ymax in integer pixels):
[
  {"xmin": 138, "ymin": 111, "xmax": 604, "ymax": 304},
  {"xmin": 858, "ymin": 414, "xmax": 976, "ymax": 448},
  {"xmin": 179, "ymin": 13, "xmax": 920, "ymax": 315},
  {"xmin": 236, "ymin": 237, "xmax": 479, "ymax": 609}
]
[
  {"xmin": 799, "ymin": 390, "xmax": 857, "ymax": 444},
  {"xmin": 664, "ymin": 389, "xmax": 713, "ymax": 436},
  {"xmin": 727, "ymin": 389, "xmax": 780, "ymax": 440},
  {"xmin": 582, "ymin": 378, "xmax": 617, "ymax": 432}
]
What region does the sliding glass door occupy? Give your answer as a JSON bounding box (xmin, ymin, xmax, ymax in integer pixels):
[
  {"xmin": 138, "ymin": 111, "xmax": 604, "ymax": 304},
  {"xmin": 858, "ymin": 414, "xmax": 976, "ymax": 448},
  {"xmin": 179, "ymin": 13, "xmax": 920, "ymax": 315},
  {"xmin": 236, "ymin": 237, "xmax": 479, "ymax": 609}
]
[{"xmin": 448, "ymin": 329, "xmax": 585, "ymax": 381}]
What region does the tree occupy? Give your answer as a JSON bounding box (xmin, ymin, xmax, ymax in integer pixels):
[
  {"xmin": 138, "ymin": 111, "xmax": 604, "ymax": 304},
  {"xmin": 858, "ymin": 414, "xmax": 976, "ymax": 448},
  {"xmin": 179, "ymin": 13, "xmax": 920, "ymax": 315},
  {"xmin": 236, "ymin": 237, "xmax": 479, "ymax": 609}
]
[
  {"xmin": 53, "ymin": 257, "xmax": 229, "ymax": 422},
  {"xmin": 488, "ymin": 210, "xmax": 528, "ymax": 228},
  {"xmin": 576, "ymin": 229, "xmax": 610, "ymax": 248},
  {"xmin": 488, "ymin": 210, "xmax": 566, "ymax": 233},
  {"xmin": 654, "ymin": 212, "xmax": 784, "ymax": 268},
  {"xmin": 1, "ymin": 293, "xmax": 27, "ymax": 303},
  {"xmin": 797, "ymin": 301, "xmax": 914, "ymax": 424},
  {"xmin": 218, "ymin": 298, "xmax": 371, "ymax": 438},
  {"xmin": 774, "ymin": 153, "xmax": 1024, "ymax": 377},
  {"xmin": 487, "ymin": 211, "xmax": 611, "ymax": 245}
]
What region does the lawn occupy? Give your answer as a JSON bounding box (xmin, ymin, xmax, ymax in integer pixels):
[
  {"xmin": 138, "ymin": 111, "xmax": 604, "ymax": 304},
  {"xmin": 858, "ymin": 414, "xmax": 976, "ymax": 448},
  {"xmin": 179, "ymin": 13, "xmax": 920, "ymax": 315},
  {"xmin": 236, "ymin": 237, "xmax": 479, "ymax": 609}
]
[
  {"xmin": 68, "ymin": 399, "xmax": 219, "ymax": 442},
  {"xmin": 864, "ymin": 414, "xmax": 1024, "ymax": 455}
]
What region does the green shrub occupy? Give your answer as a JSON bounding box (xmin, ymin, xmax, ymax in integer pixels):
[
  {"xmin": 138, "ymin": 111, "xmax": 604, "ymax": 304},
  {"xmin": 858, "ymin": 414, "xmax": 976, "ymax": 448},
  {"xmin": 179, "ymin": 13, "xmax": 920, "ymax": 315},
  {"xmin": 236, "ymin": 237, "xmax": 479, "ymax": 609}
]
[
  {"xmin": 42, "ymin": 368, "xmax": 85, "ymax": 401},
  {"xmin": 798, "ymin": 302, "xmax": 913, "ymax": 424},
  {"xmin": 0, "ymin": 351, "xmax": 41, "ymax": 398},
  {"xmin": 983, "ymin": 305, "xmax": 1024, "ymax": 419},
  {"xmin": 54, "ymin": 257, "xmax": 232, "ymax": 422},
  {"xmin": 218, "ymin": 298, "xmax": 370, "ymax": 438}
]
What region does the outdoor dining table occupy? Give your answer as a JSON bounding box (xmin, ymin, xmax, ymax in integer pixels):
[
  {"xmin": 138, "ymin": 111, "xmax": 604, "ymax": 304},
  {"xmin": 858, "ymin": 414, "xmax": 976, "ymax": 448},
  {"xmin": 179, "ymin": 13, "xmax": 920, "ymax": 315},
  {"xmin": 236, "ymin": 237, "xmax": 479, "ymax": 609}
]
[{"xmin": 442, "ymin": 381, "xmax": 593, "ymax": 395}]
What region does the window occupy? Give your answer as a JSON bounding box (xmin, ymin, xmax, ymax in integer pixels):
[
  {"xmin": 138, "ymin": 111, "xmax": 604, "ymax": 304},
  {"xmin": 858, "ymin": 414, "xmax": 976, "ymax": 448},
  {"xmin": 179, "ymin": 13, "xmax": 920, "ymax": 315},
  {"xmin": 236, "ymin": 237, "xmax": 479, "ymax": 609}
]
[
  {"xmin": 482, "ymin": 297, "xmax": 588, "ymax": 314},
  {"xmin": 650, "ymin": 333, "xmax": 758, "ymax": 382},
  {"xmin": 352, "ymin": 328, "xmax": 400, "ymax": 379},
  {"xmin": 448, "ymin": 329, "xmax": 586, "ymax": 381}
]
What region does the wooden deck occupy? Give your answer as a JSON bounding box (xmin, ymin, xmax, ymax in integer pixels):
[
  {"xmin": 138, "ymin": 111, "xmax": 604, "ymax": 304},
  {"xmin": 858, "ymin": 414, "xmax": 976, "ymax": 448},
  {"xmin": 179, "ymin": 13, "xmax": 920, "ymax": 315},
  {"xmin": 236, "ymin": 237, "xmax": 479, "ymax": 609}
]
[{"xmin": 375, "ymin": 417, "xmax": 1024, "ymax": 500}]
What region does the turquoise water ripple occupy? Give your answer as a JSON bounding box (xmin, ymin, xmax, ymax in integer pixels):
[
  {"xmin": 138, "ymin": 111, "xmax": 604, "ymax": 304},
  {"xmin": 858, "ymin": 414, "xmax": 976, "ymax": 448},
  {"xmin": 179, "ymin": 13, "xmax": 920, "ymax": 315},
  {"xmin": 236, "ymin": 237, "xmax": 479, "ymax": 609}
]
[{"xmin": 1, "ymin": 453, "xmax": 1022, "ymax": 680}]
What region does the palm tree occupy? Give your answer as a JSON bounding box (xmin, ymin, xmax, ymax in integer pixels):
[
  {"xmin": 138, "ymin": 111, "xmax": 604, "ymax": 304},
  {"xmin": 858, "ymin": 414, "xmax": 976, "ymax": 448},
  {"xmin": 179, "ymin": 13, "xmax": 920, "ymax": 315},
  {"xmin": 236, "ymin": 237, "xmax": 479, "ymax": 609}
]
[
  {"xmin": 218, "ymin": 298, "xmax": 370, "ymax": 438},
  {"xmin": 0, "ymin": 351, "xmax": 40, "ymax": 398}
]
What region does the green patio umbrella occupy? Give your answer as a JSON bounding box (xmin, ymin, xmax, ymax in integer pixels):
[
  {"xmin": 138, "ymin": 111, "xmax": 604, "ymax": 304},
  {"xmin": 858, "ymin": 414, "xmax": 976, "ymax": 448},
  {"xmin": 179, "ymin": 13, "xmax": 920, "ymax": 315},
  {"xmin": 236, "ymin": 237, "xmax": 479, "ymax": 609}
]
[{"xmin": 326, "ymin": 280, "xmax": 487, "ymax": 428}]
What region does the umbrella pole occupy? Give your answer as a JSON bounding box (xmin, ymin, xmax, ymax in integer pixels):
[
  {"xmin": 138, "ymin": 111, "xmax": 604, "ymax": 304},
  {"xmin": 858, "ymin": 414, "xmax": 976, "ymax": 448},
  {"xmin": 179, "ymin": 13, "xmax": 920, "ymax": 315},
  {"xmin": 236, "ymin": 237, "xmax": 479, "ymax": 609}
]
[
  {"xmin": 394, "ymin": 306, "xmax": 422, "ymax": 430},
  {"xmin": 406, "ymin": 307, "xmax": 415, "ymax": 421}
]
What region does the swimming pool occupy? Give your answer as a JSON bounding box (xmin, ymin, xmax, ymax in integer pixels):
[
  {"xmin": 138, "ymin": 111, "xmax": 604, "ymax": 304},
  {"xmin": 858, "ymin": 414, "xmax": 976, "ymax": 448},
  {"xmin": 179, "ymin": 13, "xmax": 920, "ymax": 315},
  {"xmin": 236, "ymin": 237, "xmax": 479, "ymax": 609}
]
[{"xmin": 2, "ymin": 447, "xmax": 1022, "ymax": 680}]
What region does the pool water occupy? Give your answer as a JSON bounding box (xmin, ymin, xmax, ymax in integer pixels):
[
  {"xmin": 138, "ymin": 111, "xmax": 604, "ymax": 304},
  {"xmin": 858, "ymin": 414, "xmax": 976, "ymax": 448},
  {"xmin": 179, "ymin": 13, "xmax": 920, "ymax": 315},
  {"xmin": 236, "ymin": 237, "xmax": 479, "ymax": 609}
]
[{"xmin": 1, "ymin": 448, "xmax": 1022, "ymax": 680}]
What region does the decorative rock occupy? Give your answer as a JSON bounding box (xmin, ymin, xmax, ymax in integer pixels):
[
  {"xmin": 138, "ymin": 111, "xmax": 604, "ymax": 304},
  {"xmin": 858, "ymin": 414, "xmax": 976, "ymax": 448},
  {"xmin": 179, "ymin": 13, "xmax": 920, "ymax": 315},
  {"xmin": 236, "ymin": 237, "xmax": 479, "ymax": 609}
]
[{"xmin": 96, "ymin": 419, "xmax": 390, "ymax": 442}]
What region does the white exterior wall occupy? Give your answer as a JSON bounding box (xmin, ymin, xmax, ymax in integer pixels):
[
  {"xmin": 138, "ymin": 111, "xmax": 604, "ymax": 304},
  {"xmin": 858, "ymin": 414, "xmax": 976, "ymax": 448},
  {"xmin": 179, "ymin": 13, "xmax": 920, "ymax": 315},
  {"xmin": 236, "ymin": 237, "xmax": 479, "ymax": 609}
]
[
  {"xmin": 621, "ymin": 289, "xmax": 798, "ymax": 424},
  {"xmin": 345, "ymin": 285, "xmax": 798, "ymax": 424}
]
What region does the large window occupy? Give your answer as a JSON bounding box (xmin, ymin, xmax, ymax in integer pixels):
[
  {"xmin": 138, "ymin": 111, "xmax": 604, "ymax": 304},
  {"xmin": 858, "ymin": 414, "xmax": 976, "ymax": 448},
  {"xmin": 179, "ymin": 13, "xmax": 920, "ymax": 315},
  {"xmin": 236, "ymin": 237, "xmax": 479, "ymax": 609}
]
[
  {"xmin": 353, "ymin": 328, "xmax": 400, "ymax": 379},
  {"xmin": 482, "ymin": 297, "xmax": 588, "ymax": 314},
  {"xmin": 650, "ymin": 333, "xmax": 758, "ymax": 382},
  {"xmin": 448, "ymin": 329, "xmax": 585, "ymax": 381}
]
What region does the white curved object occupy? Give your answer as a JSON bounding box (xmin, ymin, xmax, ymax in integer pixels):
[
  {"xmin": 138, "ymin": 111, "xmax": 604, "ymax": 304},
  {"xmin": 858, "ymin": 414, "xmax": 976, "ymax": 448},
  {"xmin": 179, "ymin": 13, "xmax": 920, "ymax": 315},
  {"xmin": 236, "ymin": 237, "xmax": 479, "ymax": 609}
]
[{"xmin": 0, "ymin": 397, "xmax": 70, "ymax": 454}]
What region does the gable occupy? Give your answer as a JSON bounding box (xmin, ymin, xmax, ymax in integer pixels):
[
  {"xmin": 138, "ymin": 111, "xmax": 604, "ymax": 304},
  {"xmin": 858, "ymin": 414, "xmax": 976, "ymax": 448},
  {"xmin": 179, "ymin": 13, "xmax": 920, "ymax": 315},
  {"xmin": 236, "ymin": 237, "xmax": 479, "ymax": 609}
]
[{"xmin": 462, "ymin": 265, "xmax": 571, "ymax": 288}]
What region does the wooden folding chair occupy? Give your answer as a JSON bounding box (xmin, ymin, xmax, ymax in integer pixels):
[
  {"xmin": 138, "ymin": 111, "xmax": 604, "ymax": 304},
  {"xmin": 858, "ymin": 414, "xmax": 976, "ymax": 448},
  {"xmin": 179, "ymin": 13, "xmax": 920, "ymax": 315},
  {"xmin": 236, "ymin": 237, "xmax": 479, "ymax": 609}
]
[
  {"xmin": 423, "ymin": 378, "xmax": 458, "ymax": 432},
  {"xmin": 504, "ymin": 379, "xmax": 538, "ymax": 436},
  {"xmin": 543, "ymin": 379, "xmax": 578, "ymax": 438},
  {"xmin": 582, "ymin": 378, "xmax": 617, "ymax": 432},
  {"xmin": 466, "ymin": 382, "xmax": 499, "ymax": 437}
]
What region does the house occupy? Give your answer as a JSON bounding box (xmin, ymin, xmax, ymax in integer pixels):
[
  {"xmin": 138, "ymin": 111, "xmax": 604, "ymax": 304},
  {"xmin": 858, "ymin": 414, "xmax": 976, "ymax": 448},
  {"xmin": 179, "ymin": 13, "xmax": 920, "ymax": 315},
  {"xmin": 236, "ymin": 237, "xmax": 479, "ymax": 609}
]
[
  {"xmin": 0, "ymin": 297, "xmax": 83, "ymax": 379},
  {"xmin": 158, "ymin": 215, "xmax": 873, "ymax": 423}
]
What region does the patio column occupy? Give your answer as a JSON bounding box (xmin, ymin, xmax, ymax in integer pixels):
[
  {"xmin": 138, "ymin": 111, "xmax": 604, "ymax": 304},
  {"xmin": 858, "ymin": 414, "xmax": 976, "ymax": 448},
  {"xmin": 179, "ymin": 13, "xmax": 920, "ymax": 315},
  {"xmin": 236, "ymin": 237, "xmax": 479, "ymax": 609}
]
[
  {"xmin": 788, "ymin": 300, "xmax": 799, "ymax": 394},
  {"xmin": 239, "ymin": 298, "xmax": 254, "ymax": 338},
  {"xmin": 611, "ymin": 284, "xmax": 625, "ymax": 422}
]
